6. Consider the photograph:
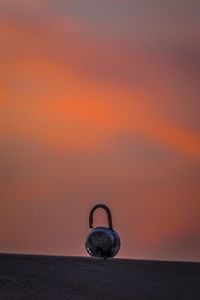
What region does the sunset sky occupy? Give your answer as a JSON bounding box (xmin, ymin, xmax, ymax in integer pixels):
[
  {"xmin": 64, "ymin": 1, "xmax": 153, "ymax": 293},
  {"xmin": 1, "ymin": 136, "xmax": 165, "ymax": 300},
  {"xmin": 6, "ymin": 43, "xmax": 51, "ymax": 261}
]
[{"xmin": 0, "ymin": 1, "xmax": 200, "ymax": 261}]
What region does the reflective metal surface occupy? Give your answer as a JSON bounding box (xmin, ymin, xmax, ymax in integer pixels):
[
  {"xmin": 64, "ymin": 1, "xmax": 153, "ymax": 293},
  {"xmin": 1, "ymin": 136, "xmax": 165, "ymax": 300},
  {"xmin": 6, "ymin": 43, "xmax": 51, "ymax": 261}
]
[{"xmin": 85, "ymin": 226, "xmax": 121, "ymax": 257}]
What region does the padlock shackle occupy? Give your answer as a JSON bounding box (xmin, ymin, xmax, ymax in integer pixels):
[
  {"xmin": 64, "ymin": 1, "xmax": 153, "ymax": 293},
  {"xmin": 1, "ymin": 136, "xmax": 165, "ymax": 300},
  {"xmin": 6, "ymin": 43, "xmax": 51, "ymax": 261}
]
[{"xmin": 89, "ymin": 204, "xmax": 113, "ymax": 230}]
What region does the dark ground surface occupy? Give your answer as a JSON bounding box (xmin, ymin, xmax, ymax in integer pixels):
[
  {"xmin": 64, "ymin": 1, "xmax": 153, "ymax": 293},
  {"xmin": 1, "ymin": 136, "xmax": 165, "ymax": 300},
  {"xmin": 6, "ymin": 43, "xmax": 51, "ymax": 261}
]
[{"xmin": 0, "ymin": 254, "xmax": 200, "ymax": 300}]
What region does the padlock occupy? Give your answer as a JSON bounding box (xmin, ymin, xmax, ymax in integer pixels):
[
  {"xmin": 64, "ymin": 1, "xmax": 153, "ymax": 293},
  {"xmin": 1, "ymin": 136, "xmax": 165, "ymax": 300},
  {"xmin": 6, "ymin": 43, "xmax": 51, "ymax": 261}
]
[{"xmin": 85, "ymin": 204, "xmax": 121, "ymax": 258}]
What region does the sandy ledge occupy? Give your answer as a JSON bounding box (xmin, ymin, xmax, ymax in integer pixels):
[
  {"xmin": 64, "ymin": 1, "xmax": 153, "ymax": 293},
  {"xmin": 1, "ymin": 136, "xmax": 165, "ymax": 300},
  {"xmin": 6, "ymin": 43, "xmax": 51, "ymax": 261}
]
[{"xmin": 0, "ymin": 253, "xmax": 200, "ymax": 299}]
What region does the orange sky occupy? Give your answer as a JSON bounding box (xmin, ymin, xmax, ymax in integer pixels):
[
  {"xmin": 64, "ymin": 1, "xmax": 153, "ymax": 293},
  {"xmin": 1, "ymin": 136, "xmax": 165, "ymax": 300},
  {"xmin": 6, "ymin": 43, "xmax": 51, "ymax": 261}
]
[{"xmin": 0, "ymin": 0, "xmax": 200, "ymax": 261}]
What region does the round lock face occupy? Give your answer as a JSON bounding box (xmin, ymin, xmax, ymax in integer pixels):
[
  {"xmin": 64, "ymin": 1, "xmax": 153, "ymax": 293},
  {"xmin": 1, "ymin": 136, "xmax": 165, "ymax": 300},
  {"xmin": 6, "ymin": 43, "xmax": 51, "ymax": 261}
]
[{"xmin": 86, "ymin": 227, "xmax": 114, "ymax": 257}]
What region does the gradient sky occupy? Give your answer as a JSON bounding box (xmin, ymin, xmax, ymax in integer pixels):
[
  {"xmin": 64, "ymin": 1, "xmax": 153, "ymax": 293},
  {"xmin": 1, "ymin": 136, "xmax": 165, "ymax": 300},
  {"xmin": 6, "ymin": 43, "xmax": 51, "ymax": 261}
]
[{"xmin": 0, "ymin": 1, "xmax": 200, "ymax": 261}]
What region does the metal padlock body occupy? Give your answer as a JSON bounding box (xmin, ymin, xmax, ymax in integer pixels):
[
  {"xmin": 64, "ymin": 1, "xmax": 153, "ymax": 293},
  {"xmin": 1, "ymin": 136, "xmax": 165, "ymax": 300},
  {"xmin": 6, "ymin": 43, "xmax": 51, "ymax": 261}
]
[
  {"xmin": 86, "ymin": 226, "xmax": 120, "ymax": 257},
  {"xmin": 85, "ymin": 204, "xmax": 121, "ymax": 258}
]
